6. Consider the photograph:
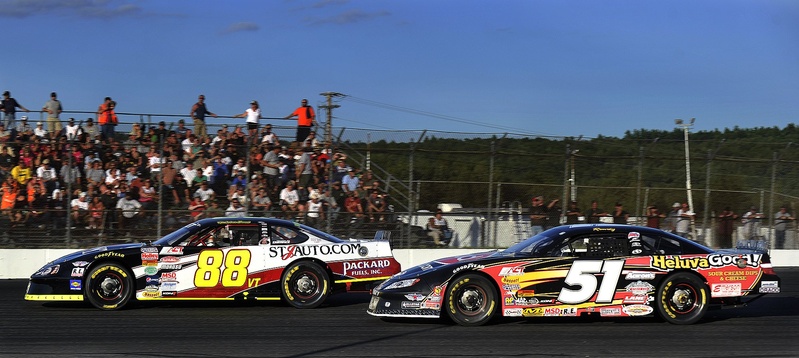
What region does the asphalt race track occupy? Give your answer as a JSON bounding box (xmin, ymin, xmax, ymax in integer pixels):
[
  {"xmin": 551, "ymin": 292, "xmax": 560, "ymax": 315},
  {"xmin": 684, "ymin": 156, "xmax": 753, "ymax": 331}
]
[{"xmin": 2, "ymin": 269, "xmax": 798, "ymax": 358}]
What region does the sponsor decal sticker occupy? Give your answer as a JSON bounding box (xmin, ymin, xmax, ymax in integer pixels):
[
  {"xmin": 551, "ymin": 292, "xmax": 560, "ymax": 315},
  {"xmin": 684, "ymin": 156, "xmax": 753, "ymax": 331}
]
[
  {"xmin": 711, "ymin": 283, "xmax": 742, "ymax": 297},
  {"xmin": 358, "ymin": 246, "xmax": 369, "ymax": 257},
  {"xmin": 343, "ymin": 259, "xmax": 392, "ymax": 276},
  {"xmin": 401, "ymin": 301, "xmax": 422, "ymax": 309},
  {"xmin": 94, "ymin": 252, "xmax": 124, "ymax": 259},
  {"xmin": 622, "ymin": 304, "xmax": 653, "ymax": 316},
  {"xmin": 504, "ymin": 308, "xmax": 523, "ymax": 317},
  {"xmin": 140, "ymin": 247, "xmax": 158, "ymax": 253},
  {"xmin": 404, "ymin": 293, "xmax": 425, "ymax": 301},
  {"xmin": 651, "ymin": 254, "xmax": 762, "ymax": 271},
  {"xmin": 69, "ymin": 279, "xmax": 82, "ymax": 291},
  {"xmin": 144, "ymin": 266, "xmax": 158, "ymax": 276},
  {"xmin": 160, "ymin": 256, "xmax": 179, "ymax": 263},
  {"xmin": 499, "ymin": 265, "xmax": 525, "ymax": 276},
  {"xmin": 141, "ymin": 253, "xmax": 158, "ymax": 261},
  {"xmin": 625, "ymin": 281, "xmax": 655, "ymax": 294},
  {"xmin": 269, "ymin": 244, "xmax": 363, "ymax": 260},
  {"xmin": 160, "ymin": 247, "xmax": 184, "ymax": 255},
  {"xmin": 72, "ymin": 261, "xmax": 90, "ymax": 267},
  {"xmin": 452, "ymin": 263, "xmax": 485, "ymax": 274},
  {"xmin": 159, "ymin": 264, "xmax": 182, "ymax": 270},
  {"xmin": 71, "ymin": 268, "xmax": 85, "ymax": 277},
  {"xmin": 624, "ymin": 271, "xmax": 656, "ymax": 280},
  {"xmin": 623, "ymin": 295, "xmax": 649, "ymax": 304},
  {"xmin": 600, "ymin": 307, "xmax": 622, "ymax": 316}
]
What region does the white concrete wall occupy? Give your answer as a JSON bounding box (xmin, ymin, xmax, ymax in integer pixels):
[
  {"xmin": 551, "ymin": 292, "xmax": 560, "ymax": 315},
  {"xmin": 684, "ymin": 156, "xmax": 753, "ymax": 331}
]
[{"xmin": 2, "ymin": 248, "xmax": 797, "ymax": 279}]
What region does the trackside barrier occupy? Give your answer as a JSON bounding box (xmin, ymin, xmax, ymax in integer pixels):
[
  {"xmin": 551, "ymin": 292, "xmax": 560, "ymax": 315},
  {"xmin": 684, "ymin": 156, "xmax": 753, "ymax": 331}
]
[{"xmin": 1, "ymin": 249, "xmax": 797, "ymax": 279}]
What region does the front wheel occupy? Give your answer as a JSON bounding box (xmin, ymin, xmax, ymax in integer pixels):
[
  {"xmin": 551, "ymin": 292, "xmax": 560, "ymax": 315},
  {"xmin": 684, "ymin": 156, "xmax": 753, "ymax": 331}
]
[
  {"xmin": 655, "ymin": 272, "xmax": 709, "ymax": 325},
  {"xmin": 84, "ymin": 263, "xmax": 134, "ymax": 310},
  {"xmin": 445, "ymin": 274, "xmax": 497, "ymax": 326},
  {"xmin": 281, "ymin": 262, "xmax": 330, "ymax": 309}
]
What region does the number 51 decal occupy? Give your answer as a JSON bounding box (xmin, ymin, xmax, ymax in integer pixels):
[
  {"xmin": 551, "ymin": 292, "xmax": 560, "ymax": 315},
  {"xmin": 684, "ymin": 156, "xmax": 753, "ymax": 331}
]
[{"xmin": 557, "ymin": 260, "xmax": 625, "ymax": 304}]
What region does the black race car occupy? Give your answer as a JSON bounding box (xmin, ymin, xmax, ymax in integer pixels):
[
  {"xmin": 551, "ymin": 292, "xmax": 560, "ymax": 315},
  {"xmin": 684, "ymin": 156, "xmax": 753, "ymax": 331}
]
[
  {"xmin": 26, "ymin": 217, "xmax": 400, "ymax": 310},
  {"xmin": 368, "ymin": 224, "xmax": 780, "ymax": 326}
]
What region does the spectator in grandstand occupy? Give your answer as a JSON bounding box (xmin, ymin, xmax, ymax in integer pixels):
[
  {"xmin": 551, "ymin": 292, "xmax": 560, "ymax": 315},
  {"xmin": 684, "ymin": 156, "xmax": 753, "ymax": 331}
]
[
  {"xmin": 0, "ymin": 124, "xmax": 10, "ymax": 142},
  {"xmin": 427, "ymin": 210, "xmax": 449, "ymax": 246},
  {"xmin": 229, "ymin": 171, "xmax": 247, "ymax": 197},
  {"xmin": 279, "ymin": 181, "xmax": 301, "ymax": 219},
  {"xmin": 188, "ymin": 195, "xmax": 206, "ymax": 221},
  {"xmin": 15, "ymin": 117, "xmax": 33, "ymax": 141},
  {"xmin": 190, "ymin": 94, "xmax": 218, "ymax": 139},
  {"xmin": 83, "ymin": 118, "xmax": 100, "ymax": 142},
  {"xmin": 205, "ymin": 199, "xmax": 224, "ymax": 218},
  {"xmin": 284, "ymin": 98, "xmax": 316, "ymax": 144},
  {"xmin": 332, "ymin": 159, "xmax": 350, "ymax": 184},
  {"xmin": 116, "ymin": 191, "xmax": 142, "ymax": 233},
  {"xmin": 36, "ymin": 159, "xmax": 57, "ymax": 194},
  {"xmin": 97, "ymin": 97, "xmax": 117, "ymax": 142},
  {"xmin": 262, "ymin": 145, "xmax": 281, "ymax": 189},
  {"xmin": 87, "ymin": 196, "xmax": 105, "ymax": 230},
  {"xmin": 193, "ymin": 181, "xmax": 215, "ymax": 202},
  {"xmin": 774, "ymin": 205, "xmax": 793, "ymax": 249},
  {"xmin": 251, "ymin": 187, "xmax": 272, "ymax": 217},
  {"xmin": 741, "ymin": 206, "xmax": 764, "ymax": 240},
  {"xmin": 64, "ymin": 118, "xmax": 83, "ymax": 142},
  {"xmin": 138, "ymin": 179, "xmax": 157, "ymax": 213},
  {"xmin": 342, "ymin": 169, "xmax": 359, "ymax": 192},
  {"xmin": 612, "ymin": 203, "xmax": 629, "ymax": 224},
  {"xmin": 70, "ymin": 192, "xmax": 90, "ymax": 228},
  {"xmin": 234, "ymin": 100, "xmax": 261, "ymax": 143},
  {"xmin": 564, "ymin": 201, "xmax": 582, "ymax": 225},
  {"xmin": 305, "ymin": 192, "xmax": 324, "ymax": 228},
  {"xmin": 529, "ymin": 196, "xmax": 553, "ymax": 235},
  {"xmin": 1, "ymin": 90, "xmax": 30, "ymax": 129},
  {"xmin": 302, "ymin": 130, "xmax": 321, "ymax": 149},
  {"xmin": 584, "ymin": 200, "xmax": 608, "ymax": 224},
  {"xmin": 296, "ymin": 147, "xmax": 314, "ymax": 189},
  {"xmin": 225, "ymin": 198, "xmax": 247, "ymax": 218},
  {"xmin": 367, "ymin": 190, "xmax": 386, "ymax": 222},
  {"xmin": 11, "ymin": 160, "xmax": 32, "ymax": 185},
  {"xmin": 175, "ymin": 119, "xmax": 192, "ymax": 141},
  {"xmin": 344, "ymin": 191, "xmax": 364, "ymax": 223},
  {"xmin": 717, "ymin": 206, "xmax": 737, "ymax": 248},
  {"xmin": 260, "ymin": 124, "xmax": 280, "ymax": 146},
  {"xmin": 675, "ymin": 203, "xmax": 694, "ymax": 238},
  {"xmin": 41, "ymin": 92, "xmax": 62, "ymax": 139},
  {"xmin": 645, "ymin": 205, "xmax": 666, "ymax": 229},
  {"xmin": 59, "ymin": 160, "xmax": 81, "ymax": 192},
  {"xmin": 230, "ymin": 185, "xmax": 249, "ymax": 208},
  {"xmin": 665, "ymin": 202, "xmax": 681, "ymax": 233},
  {"xmin": 33, "ymin": 122, "xmax": 48, "ymax": 141}
]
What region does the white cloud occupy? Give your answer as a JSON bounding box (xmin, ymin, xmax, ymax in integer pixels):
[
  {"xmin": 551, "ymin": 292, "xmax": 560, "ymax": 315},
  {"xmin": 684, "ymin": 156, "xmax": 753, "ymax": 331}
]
[{"xmin": 221, "ymin": 22, "xmax": 260, "ymax": 35}]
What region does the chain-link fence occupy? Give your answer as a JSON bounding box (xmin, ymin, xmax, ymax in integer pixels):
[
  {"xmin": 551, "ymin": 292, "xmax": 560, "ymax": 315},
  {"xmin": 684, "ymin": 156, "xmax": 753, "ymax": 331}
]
[{"xmin": 2, "ymin": 110, "xmax": 799, "ymax": 250}]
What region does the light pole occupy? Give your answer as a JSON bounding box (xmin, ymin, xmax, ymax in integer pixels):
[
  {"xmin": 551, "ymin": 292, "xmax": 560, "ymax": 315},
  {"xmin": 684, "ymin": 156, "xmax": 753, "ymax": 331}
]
[{"xmin": 676, "ymin": 118, "xmax": 697, "ymax": 239}]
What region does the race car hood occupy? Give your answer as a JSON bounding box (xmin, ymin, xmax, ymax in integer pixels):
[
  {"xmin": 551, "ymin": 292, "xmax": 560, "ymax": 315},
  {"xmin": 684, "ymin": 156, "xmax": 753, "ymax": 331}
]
[
  {"xmin": 48, "ymin": 243, "xmax": 147, "ymax": 265},
  {"xmin": 391, "ymin": 250, "xmax": 505, "ymax": 280}
]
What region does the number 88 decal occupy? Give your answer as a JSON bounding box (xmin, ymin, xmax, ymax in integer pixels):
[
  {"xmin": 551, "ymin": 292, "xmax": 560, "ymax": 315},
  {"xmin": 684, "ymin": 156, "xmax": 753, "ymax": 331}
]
[
  {"xmin": 194, "ymin": 249, "xmax": 252, "ymax": 287},
  {"xmin": 557, "ymin": 260, "xmax": 625, "ymax": 304}
]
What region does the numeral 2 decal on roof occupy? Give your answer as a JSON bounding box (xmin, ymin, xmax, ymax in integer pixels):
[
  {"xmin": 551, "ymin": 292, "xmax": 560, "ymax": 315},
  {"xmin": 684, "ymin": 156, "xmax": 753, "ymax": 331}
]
[
  {"xmin": 193, "ymin": 249, "xmax": 252, "ymax": 288},
  {"xmin": 557, "ymin": 260, "xmax": 625, "ymax": 304}
]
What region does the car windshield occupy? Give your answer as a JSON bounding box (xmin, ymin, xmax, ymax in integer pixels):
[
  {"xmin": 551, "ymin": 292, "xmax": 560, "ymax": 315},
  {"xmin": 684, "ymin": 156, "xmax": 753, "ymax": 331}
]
[
  {"xmin": 152, "ymin": 222, "xmax": 204, "ymax": 246},
  {"xmin": 503, "ymin": 232, "xmax": 559, "ymax": 256}
]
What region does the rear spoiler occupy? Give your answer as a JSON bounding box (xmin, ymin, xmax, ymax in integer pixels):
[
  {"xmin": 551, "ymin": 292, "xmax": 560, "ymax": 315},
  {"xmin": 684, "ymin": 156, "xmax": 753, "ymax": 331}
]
[
  {"xmin": 373, "ymin": 230, "xmax": 391, "ymax": 242},
  {"xmin": 735, "ymin": 238, "xmax": 769, "ymax": 253}
]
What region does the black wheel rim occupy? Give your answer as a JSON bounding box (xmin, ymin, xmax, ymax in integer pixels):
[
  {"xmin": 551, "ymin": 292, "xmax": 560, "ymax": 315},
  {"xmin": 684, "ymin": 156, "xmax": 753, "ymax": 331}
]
[
  {"xmin": 455, "ymin": 283, "xmax": 487, "ymax": 316},
  {"xmin": 666, "ymin": 282, "xmax": 699, "ymax": 314},
  {"xmin": 291, "ymin": 270, "xmax": 320, "ymax": 300},
  {"xmin": 92, "ymin": 271, "xmax": 126, "ymax": 303}
]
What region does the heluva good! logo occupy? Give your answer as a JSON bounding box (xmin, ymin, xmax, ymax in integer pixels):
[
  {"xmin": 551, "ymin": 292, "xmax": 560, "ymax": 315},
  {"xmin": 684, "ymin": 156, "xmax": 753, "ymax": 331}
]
[{"xmin": 651, "ymin": 254, "xmax": 762, "ymax": 271}]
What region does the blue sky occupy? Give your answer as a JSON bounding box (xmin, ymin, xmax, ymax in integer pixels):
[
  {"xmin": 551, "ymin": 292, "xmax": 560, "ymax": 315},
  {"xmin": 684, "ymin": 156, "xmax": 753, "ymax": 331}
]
[{"xmin": 1, "ymin": 0, "xmax": 796, "ymax": 138}]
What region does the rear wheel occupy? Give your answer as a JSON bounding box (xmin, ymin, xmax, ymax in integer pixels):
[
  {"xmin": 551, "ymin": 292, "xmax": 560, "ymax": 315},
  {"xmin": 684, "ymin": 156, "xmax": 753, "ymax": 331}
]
[
  {"xmin": 655, "ymin": 272, "xmax": 708, "ymax": 324},
  {"xmin": 84, "ymin": 263, "xmax": 134, "ymax": 310},
  {"xmin": 281, "ymin": 262, "xmax": 330, "ymax": 309},
  {"xmin": 445, "ymin": 274, "xmax": 497, "ymax": 326}
]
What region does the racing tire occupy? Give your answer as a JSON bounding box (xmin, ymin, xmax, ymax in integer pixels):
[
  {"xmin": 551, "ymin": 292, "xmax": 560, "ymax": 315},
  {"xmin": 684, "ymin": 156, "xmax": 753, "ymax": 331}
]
[
  {"xmin": 281, "ymin": 261, "xmax": 330, "ymax": 309},
  {"xmin": 655, "ymin": 272, "xmax": 709, "ymax": 325},
  {"xmin": 445, "ymin": 273, "xmax": 498, "ymax": 326},
  {"xmin": 84, "ymin": 263, "xmax": 135, "ymax": 310}
]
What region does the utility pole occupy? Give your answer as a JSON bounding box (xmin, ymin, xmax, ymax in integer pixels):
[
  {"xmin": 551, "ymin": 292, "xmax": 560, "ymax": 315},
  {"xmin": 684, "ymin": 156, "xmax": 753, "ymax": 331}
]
[
  {"xmin": 319, "ymin": 92, "xmax": 342, "ymax": 151},
  {"xmin": 319, "ymin": 92, "xmax": 342, "ymax": 232}
]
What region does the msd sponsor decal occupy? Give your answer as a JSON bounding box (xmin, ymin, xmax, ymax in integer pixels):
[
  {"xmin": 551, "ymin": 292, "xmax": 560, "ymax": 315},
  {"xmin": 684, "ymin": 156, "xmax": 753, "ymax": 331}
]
[
  {"xmin": 343, "ymin": 259, "xmax": 393, "ymax": 276},
  {"xmin": 269, "ymin": 244, "xmax": 362, "ymax": 260},
  {"xmin": 160, "ymin": 272, "xmax": 178, "ymax": 282}
]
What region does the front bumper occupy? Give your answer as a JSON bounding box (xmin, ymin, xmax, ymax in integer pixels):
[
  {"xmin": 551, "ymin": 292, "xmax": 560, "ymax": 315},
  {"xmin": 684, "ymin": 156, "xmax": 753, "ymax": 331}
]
[
  {"xmin": 25, "ymin": 278, "xmax": 84, "ymax": 302},
  {"xmin": 367, "ymin": 287, "xmax": 444, "ymax": 319}
]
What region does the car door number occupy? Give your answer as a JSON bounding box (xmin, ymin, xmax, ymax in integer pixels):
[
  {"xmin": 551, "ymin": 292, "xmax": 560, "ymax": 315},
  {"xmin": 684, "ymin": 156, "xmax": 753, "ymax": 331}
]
[
  {"xmin": 557, "ymin": 260, "xmax": 624, "ymax": 304},
  {"xmin": 194, "ymin": 249, "xmax": 252, "ymax": 288}
]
